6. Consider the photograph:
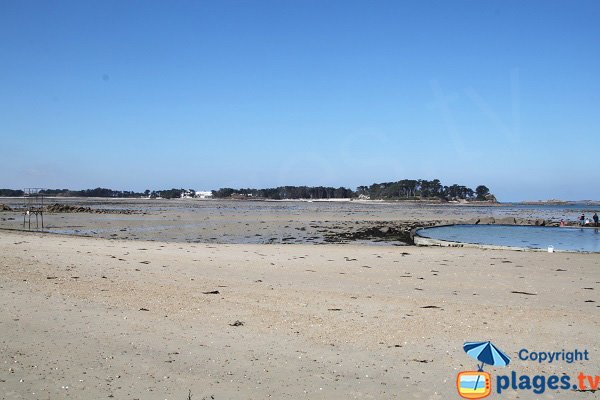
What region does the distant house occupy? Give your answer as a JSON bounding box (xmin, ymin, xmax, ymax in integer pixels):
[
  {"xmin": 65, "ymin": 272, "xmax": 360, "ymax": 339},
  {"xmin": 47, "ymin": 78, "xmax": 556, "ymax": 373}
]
[
  {"xmin": 194, "ymin": 191, "xmax": 213, "ymax": 199},
  {"xmin": 180, "ymin": 190, "xmax": 195, "ymax": 199}
]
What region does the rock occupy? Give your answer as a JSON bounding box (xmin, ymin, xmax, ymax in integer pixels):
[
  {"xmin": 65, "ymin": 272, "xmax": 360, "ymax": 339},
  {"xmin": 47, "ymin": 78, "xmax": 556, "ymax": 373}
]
[
  {"xmin": 409, "ymin": 228, "xmax": 418, "ymax": 240},
  {"xmin": 495, "ymin": 217, "xmax": 517, "ymax": 225},
  {"xmin": 477, "ymin": 217, "xmax": 495, "ymax": 224},
  {"xmin": 45, "ymin": 203, "xmax": 138, "ymax": 214},
  {"xmin": 0, "ymin": 204, "xmax": 12, "ymax": 211}
]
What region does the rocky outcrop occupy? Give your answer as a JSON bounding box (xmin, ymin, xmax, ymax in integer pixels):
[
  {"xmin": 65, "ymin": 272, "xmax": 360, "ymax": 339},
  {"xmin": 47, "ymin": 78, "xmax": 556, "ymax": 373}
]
[
  {"xmin": 0, "ymin": 204, "xmax": 12, "ymax": 211},
  {"xmin": 322, "ymin": 221, "xmax": 439, "ymax": 245},
  {"xmin": 46, "ymin": 204, "xmax": 94, "ymax": 213},
  {"xmin": 495, "ymin": 217, "xmax": 517, "ymax": 225},
  {"xmin": 320, "ymin": 215, "xmax": 564, "ymax": 246},
  {"xmin": 45, "ymin": 203, "xmax": 138, "ymax": 214}
]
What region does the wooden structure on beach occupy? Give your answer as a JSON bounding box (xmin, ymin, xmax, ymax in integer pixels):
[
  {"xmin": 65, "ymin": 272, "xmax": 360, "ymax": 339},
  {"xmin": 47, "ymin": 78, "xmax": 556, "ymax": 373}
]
[{"xmin": 23, "ymin": 188, "xmax": 45, "ymax": 230}]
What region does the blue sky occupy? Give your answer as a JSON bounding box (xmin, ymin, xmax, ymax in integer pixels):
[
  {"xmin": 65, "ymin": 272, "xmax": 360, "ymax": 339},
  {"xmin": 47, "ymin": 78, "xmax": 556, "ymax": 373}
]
[{"xmin": 1, "ymin": 0, "xmax": 599, "ymax": 201}]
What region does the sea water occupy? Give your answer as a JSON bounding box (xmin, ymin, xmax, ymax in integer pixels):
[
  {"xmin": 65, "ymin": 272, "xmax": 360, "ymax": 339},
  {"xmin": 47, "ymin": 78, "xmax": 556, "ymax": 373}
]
[{"xmin": 416, "ymin": 224, "xmax": 600, "ymax": 252}]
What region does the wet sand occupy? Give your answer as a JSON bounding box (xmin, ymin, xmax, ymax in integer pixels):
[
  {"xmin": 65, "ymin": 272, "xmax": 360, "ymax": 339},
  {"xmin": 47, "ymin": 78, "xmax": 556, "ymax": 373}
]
[
  {"xmin": 0, "ymin": 198, "xmax": 587, "ymax": 245},
  {"xmin": 1, "ymin": 228, "xmax": 598, "ymax": 399}
]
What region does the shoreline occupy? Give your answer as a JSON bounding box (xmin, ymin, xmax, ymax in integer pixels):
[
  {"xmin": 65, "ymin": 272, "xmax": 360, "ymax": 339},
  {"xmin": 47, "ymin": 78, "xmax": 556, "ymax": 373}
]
[
  {"xmin": 3, "ymin": 195, "xmax": 600, "ymax": 211},
  {"xmin": 2, "ymin": 198, "xmax": 598, "ymax": 248}
]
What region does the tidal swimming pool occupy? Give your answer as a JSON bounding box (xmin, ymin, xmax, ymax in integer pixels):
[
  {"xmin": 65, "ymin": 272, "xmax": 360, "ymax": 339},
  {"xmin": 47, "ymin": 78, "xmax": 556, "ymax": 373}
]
[{"xmin": 416, "ymin": 225, "xmax": 600, "ymax": 252}]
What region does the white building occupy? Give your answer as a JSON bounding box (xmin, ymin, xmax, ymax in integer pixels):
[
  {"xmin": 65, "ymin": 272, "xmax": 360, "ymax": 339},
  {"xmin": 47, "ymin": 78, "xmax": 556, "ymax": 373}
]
[{"xmin": 194, "ymin": 191, "xmax": 213, "ymax": 199}]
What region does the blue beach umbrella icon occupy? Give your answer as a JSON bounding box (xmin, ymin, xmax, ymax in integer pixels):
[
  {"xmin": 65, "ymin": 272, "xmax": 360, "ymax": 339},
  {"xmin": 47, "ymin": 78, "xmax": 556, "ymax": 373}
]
[
  {"xmin": 463, "ymin": 341, "xmax": 511, "ymax": 392},
  {"xmin": 464, "ymin": 341, "xmax": 511, "ymax": 369}
]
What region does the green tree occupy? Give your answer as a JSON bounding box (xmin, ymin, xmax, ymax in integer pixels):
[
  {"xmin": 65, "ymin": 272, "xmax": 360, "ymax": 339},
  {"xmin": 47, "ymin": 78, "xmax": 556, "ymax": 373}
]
[{"xmin": 475, "ymin": 185, "xmax": 490, "ymax": 200}]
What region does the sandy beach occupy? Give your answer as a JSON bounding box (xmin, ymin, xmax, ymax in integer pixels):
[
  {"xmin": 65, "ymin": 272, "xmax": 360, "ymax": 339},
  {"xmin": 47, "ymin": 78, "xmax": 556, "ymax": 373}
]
[
  {"xmin": 3, "ymin": 0, "xmax": 600, "ymax": 398},
  {"xmin": 1, "ymin": 223, "xmax": 598, "ymax": 399}
]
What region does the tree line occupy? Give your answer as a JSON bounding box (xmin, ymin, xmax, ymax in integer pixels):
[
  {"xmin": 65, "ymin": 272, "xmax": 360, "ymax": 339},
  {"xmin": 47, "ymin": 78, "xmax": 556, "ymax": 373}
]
[
  {"xmin": 211, "ymin": 186, "xmax": 354, "ymax": 200},
  {"xmin": 357, "ymin": 179, "xmax": 491, "ymax": 201},
  {"xmin": 0, "ymin": 180, "xmax": 494, "ymax": 201},
  {"xmin": 0, "ymin": 188, "xmax": 193, "ymax": 200},
  {"xmin": 212, "ymin": 180, "xmax": 492, "ymax": 201}
]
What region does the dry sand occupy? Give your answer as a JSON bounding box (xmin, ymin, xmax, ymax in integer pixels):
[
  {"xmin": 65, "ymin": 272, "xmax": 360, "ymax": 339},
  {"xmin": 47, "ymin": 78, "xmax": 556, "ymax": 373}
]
[{"xmin": 1, "ymin": 229, "xmax": 598, "ymax": 399}]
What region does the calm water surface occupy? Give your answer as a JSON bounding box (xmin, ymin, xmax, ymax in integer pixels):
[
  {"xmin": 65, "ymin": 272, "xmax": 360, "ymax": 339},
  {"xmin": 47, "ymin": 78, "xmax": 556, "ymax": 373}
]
[{"xmin": 417, "ymin": 224, "xmax": 600, "ymax": 252}]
